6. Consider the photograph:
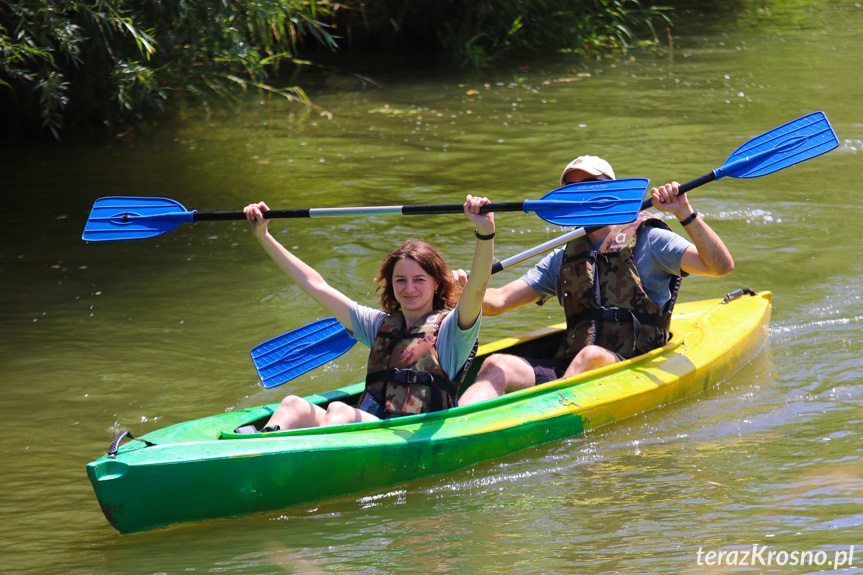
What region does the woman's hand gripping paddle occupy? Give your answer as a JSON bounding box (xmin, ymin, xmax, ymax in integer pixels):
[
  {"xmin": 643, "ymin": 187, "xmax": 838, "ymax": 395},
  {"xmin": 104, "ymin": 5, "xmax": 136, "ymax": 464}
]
[{"xmin": 246, "ymin": 180, "xmax": 651, "ymax": 388}]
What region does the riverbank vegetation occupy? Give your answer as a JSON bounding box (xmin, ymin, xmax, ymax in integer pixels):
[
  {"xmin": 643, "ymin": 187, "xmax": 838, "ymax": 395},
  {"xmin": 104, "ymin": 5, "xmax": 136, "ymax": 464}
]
[{"xmin": 1, "ymin": 0, "xmax": 671, "ymax": 140}]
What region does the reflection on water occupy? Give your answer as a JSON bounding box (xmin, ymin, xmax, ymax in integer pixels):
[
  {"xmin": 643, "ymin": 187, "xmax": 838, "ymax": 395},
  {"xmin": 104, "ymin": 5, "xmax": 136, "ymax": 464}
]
[{"xmin": 2, "ymin": 2, "xmax": 863, "ymax": 573}]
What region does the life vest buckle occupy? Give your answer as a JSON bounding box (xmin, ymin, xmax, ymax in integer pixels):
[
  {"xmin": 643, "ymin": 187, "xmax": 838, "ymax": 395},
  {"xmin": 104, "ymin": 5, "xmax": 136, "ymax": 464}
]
[
  {"xmin": 600, "ymin": 307, "xmax": 622, "ymax": 322},
  {"xmin": 391, "ymin": 368, "xmax": 433, "ymax": 385}
]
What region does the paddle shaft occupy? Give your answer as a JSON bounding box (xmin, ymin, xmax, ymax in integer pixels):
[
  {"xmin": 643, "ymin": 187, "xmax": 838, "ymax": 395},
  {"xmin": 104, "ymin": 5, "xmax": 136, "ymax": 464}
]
[
  {"xmin": 249, "ymin": 111, "xmax": 838, "ymax": 384},
  {"xmin": 194, "ymin": 202, "xmax": 523, "ymax": 222},
  {"xmin": 201, "ymin": 179, "xmax": 707, "ymax": 224},
  {"xmin": 228, "ymin": 112, "xmax": 824, "ymax": 227}
]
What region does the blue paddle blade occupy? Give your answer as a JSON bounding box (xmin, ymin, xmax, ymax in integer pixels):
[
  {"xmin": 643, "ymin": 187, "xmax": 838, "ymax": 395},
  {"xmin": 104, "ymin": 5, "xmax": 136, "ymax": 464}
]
[
  {"xmin": 251, "ymin": 317, "xmax": 358, "ymax": 389},
  {"xmin": 82, "ymin": 196, "xmax": 196, "ymax": 242},
  {"xmin": 525, "ymin": 177, "xmax": 649, "ymax": 227},
  {"xmin": 716, "ymin": 111, "xmax": 839, "ymax": 180}
]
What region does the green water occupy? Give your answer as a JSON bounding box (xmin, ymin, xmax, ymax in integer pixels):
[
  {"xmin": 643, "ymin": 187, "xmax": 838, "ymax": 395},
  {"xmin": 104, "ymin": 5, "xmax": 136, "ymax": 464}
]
[{"xmin": 3, "ymin": 2, "xmax": 863, "ymax": 573}]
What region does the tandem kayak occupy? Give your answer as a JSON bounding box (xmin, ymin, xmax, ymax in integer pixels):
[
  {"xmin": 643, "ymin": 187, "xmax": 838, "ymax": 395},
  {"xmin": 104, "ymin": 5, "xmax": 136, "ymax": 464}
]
[{"xmin": 87, "ymin": 289, "xmax": 771, "ymax": 533}]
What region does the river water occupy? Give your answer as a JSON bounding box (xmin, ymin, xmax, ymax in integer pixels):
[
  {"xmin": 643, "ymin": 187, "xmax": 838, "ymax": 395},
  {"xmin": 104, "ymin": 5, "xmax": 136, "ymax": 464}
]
[{"xmin": 3, "ymin": 2, "xmax": 862, "ymax": 574}]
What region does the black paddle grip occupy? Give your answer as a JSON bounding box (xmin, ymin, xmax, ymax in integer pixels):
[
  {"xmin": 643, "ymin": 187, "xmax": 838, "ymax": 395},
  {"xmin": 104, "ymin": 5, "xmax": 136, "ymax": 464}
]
[
  {"xmin": 678, "ymin": 172, "xmax": 716, "ymax": 194},
  {"xmin": 194, "ymin": 203, "xmax": 518, "ymax": 220},
  {"xmin": 635, "ymin": 172, "xmax": 717, "ymax": 213},
  {"xmin": 401, "ymin": 202, "xmax": 525, "ymax": 215}
]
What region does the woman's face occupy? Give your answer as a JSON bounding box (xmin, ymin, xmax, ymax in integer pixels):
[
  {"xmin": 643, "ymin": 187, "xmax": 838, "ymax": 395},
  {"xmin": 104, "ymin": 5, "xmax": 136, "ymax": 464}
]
[{"xmin": 392, "ymin": 257, "xmax": 438, "ymax": 315}]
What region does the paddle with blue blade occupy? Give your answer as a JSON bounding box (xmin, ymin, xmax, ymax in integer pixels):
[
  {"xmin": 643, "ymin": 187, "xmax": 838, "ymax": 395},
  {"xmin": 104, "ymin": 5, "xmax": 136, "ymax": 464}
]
[
  {"xmin": 246, "ymin": 180, "xmax": 650, "ymax": 389},
  {"xmin": 497, "ymin": 112, "xmax": 837, "ymax": 274},
  {"xmin": 249, "ymin": 111, "xmax": 839, "ymax": 388},
  {"xmin": 251, "ymin": 317, "xmax": 356, "ymax": 389},
  {"xmin": 672, "ymin": 110, "xmax": 838, "ymax": 195},
  {"xmin": 81, "ymin": 178, "xmax": 649, "ymax": 242},
  {"xmin": 516, "ymin": 111, "xmax": 837, "ymax": 254}
]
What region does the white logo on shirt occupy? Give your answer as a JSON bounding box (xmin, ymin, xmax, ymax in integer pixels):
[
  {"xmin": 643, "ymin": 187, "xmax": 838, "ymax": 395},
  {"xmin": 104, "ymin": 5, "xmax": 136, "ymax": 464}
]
[{"xmin": 422, "ymin": 313, "xmax": 440, "ymax": 327}]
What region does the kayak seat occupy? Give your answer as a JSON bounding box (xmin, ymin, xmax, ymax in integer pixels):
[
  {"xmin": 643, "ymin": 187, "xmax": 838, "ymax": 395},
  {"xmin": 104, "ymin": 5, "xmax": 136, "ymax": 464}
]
[
  {"xmin": 460, "ymin": 330, "xmax": 564, "ymax": 390},
  {"xmin": 233, "ymin": 423, "xmax": 281, "ymax": 434}
]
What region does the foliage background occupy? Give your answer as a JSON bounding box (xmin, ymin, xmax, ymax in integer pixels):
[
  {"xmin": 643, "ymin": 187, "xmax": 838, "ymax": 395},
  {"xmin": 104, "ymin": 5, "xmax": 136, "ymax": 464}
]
[{"xmin": 0, "ymin": 0, "xmax": 671, "ymax": 139}]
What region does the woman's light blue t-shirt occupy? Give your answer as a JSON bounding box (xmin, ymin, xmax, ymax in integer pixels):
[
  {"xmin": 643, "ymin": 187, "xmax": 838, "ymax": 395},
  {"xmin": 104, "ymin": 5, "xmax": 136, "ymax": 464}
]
[{"xmin": 347, "ymin": 302, "xmax": 480, "ymax": 379}]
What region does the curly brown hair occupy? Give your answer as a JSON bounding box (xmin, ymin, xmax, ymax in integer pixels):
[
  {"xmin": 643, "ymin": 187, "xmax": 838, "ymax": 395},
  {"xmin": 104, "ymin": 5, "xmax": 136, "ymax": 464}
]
[{"xmin": 375, "ymin": 238, "xmax": 458, "ymax": 313}]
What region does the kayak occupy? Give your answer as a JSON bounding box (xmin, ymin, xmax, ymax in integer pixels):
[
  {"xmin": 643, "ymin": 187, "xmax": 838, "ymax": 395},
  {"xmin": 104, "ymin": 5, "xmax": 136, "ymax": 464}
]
[{"xmin": 87, "ymin": 289, "xmax": 771, "ymax": 533}]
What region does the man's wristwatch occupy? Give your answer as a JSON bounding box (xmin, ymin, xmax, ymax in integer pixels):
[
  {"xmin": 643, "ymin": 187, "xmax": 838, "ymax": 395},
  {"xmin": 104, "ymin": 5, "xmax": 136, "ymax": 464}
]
[{"xmin": 679, "ymin": 210, "xmax": 699, "ymax": 227}]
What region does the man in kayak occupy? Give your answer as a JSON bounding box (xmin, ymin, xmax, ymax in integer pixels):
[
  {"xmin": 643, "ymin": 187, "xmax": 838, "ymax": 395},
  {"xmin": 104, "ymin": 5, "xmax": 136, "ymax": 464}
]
[
  {"xmin": 243, "ymin": 195, "xmax": 494, "ymax": 430},
  {"xmin": 458, "ymin": 155, "xmax": 733, "ymax": 406}
]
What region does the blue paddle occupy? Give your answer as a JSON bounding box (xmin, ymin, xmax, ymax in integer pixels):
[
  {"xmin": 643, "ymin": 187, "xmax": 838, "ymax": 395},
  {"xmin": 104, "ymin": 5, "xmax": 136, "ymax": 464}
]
[
  {"xmin": 251, "ymin": 317, "xmax": 356, "ymax": 389},
  {"xmin": 81, "ymin": 178, "xmax": 649, "ymax": 242},
  {"xmin": 671, "ymin": 110, "xmax": 838, "ymax": 194},
  {"xmin": 249, "ymin": 111, "xmax": 839, "ymax": 388},
  {"xmin": 245, "ymin": 181, "xmax": 651, "ymax": 389},
  {"xmin": 498, "ymin": 111, "xmax": 838, "ymax": 274}
]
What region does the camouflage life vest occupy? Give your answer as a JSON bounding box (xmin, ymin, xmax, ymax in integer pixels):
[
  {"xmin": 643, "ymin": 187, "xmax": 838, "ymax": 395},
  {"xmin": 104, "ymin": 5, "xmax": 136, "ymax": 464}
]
[
  {"xmin": 554, "ymin": 213, "xmax": 682, "ymax": 362},
  {"xmin": 360, "ymin": 310, "xmax": 471, "ymax": 419}
]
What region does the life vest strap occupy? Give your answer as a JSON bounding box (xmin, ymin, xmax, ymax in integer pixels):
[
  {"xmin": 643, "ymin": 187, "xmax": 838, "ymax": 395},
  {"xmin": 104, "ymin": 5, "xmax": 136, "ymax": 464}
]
[
  {"xmin": 566, "ymin": 306, "xmax": 666, "ymax": 327},
  {"xmin": 367, "ymin": 367, "xmax": 433, "ymax": 386}
]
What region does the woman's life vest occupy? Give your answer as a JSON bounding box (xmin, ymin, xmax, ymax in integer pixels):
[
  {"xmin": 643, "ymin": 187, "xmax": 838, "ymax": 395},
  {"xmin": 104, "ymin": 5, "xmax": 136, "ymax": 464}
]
[
  {"xmin": 359, "ymin": 309, "xmax": 474, "ymax": 419},
  {"xmin": 554, "ymin": 213, "xmax": 682, "ymax": 362}
]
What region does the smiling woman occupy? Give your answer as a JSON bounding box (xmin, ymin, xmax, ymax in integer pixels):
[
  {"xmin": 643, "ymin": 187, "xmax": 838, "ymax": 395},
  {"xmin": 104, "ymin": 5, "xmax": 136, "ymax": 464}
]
[
  {"xmin": 239, "ymin": 195, "xmax": 494, "ymax": 430},
  {"xmin": 380, "ymin": 240, "xmax": 456, "ymax": 320}
]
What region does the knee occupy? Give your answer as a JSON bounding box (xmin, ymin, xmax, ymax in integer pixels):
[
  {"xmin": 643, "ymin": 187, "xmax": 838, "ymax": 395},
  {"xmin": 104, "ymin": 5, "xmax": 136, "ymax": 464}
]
[
  {"xmin": 476, "ymin": 353, "xmax": 531, "ymax": 391},
  {"xmin": 476, "ymin": 354, "xmax": 511, "ymax": 384},
  {"xmin": 460, "ymin": 354, "xmax": 535, "ymax": 406},
  {"xmin": 577, "ymin": 345, "xmax": 605, "ymax": 362},
  {"xmin": 277, "ymin": 395, "xmax": 306, "ymax": 412},
  {"xmin": 322, "ymin": 401, "xmax": 356, "ymax": 426},
  {"xmin": 573, "ymin": 345, "xmax": 618, "ymax": 370},
  {"xmin": 267, "ymin": 395, "xmax": 318, "ymax": 430}
]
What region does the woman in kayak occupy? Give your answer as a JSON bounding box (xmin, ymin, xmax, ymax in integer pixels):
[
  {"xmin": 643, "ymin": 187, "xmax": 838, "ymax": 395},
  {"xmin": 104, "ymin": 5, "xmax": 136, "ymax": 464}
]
[{"xmin": 243, "ymin": 195, "xmax": 494, "ymax": 431}]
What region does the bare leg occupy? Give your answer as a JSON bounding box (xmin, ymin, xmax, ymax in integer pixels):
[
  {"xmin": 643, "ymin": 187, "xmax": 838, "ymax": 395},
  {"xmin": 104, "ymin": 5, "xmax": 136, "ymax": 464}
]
[
  {"xmin": 459, "ymin": 353, "xmax": 537, "ymax": 406},
  {"xmin": 562, "ymin": 345, "xmax": 620, "ymax": 379},
  {"xmin": 265, "ymin": 395, "xmax": 327, "ymax": 430},
  {"xmin": 322, "ymin": 401, "xmax": 381, "ymax": 426}
]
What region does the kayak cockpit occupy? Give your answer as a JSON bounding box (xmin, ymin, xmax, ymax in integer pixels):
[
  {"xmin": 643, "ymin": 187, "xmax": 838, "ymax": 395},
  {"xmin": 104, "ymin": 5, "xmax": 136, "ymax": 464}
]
[
  {"xmin": 218, "ymin": 326, "xmax": 570, "ymax": 439},
  {"xmin": 216, "ymin": 288, "xmax": 766, "ymax": 441},
  {"xmin": 216, "ymin": 323, "xmax": 685, "ymax": 440}
]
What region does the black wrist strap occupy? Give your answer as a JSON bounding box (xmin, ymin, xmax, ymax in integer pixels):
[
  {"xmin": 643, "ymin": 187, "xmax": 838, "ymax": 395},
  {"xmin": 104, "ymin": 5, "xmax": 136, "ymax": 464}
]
[
  {"xmin": 679, "ymin": 210, "xmax": 699, "ymax": 227},
  {"xmin": 475, "ymin": 229, "xmax": 495, "ymax": 240}
]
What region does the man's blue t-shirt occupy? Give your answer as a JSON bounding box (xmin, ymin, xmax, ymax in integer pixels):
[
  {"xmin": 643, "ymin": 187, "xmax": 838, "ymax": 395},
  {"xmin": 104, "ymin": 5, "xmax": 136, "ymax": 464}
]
[{"xmin": 521, "ymin": 226, "xmax": 692, "ymax": 310}]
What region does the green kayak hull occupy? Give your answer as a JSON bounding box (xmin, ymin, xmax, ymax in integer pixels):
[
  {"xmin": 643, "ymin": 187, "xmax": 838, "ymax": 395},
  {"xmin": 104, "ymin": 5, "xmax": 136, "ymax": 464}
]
[{"xmin": 87, "ymin": 290, "xmax": 771, "ymax": 533}]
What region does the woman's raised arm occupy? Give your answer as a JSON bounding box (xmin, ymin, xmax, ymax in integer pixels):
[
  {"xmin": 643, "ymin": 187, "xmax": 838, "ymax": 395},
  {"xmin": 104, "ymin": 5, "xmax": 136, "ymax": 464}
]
[
  {"xmin": 455, "ymin": 195, "xmax": 495, "ymax": 330},
  {"xmin": 244, "ymin": 202, "xmax": 353, "ymax": 329}
]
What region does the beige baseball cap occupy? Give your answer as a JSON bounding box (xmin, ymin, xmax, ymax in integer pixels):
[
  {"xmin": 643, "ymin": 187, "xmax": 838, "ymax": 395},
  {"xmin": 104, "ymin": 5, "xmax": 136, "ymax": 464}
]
[{"xmin": 559, "ymin": 155, "xmax": 616, "ymax": 185}]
